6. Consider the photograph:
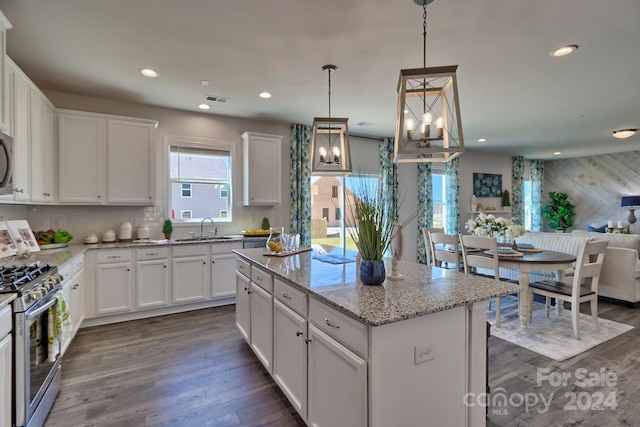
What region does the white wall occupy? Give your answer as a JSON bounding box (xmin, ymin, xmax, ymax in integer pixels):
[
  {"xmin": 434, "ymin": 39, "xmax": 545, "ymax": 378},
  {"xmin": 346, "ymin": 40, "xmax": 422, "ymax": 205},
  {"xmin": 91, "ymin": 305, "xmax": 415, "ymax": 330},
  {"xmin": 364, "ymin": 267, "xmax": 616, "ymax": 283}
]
[{"xmin": 458, "ymin": 149, "xmax": 514, "ymax": 233}]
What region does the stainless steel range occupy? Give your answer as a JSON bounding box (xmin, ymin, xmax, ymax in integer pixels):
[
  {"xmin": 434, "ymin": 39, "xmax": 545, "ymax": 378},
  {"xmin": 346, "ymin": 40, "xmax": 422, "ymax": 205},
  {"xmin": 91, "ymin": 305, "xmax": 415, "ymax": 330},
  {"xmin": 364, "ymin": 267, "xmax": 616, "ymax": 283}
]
[{"xmin": 0, "ymin": 263, "xmax": 63, "ymax": 427}]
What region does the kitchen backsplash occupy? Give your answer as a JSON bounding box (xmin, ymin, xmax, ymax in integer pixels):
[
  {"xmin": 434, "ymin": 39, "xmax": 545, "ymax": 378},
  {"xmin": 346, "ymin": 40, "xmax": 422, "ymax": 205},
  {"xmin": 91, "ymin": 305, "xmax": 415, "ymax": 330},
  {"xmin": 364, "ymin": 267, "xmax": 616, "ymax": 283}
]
[{"xmin": 0, "ymin": 204, "xmax": 278, "ymax": 242}]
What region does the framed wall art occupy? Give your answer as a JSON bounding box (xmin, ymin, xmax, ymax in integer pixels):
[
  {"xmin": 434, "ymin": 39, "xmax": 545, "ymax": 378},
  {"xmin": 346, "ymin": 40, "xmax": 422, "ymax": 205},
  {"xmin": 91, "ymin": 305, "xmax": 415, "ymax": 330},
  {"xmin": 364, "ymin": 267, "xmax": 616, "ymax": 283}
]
[{"xmin": 473, "ymin": 173, "xmax": 502, "ymax": 197}]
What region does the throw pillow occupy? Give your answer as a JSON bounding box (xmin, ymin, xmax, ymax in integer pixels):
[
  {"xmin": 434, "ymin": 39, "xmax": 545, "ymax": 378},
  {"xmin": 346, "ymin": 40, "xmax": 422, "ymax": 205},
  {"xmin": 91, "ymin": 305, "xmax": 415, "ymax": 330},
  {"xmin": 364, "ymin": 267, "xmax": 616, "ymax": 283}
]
[{"xmin": 587, "ymin": 224, "xmax": 607, "ymax": 233}]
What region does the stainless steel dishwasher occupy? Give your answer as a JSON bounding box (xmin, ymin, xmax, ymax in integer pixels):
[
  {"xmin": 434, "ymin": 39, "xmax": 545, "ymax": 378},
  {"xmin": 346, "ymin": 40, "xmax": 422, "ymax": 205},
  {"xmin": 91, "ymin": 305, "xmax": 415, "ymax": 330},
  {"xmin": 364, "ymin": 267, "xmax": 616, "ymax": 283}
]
[{"xmin": 243, "ymin": 238, "xmax": 268, "ymax": 249}]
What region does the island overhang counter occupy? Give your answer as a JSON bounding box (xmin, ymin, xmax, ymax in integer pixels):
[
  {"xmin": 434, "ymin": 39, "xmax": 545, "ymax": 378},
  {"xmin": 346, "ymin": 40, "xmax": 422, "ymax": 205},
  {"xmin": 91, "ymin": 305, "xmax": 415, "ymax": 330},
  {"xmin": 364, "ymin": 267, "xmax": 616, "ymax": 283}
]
[{"xmin": 233, "ymin": 247, "xmax": 518, "ymax": 427}]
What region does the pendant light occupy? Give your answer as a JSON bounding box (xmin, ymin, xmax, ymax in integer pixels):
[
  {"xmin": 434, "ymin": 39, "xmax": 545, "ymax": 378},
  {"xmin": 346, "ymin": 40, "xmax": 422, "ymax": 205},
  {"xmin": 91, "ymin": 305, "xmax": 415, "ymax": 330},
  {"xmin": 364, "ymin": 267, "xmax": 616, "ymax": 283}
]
[
  {"xmin": 394, "ymin": 0, "xmax": 465, "ymax": 163},
  {"xmin": 311, "ymin": 65, "xmax": 352, "ymax": 175}
]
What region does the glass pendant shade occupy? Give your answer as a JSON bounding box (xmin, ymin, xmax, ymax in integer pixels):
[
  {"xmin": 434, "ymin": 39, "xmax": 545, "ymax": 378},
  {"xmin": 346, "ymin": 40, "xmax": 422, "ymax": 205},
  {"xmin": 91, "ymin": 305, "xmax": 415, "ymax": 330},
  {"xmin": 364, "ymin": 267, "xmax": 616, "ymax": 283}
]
[
  {"xmin": 311, "ymin": 117, "xmax": 352, "ymax": 175},
  {"xmin": 394, "ymin": 65, "xmax": 465, "ymax": 163}
]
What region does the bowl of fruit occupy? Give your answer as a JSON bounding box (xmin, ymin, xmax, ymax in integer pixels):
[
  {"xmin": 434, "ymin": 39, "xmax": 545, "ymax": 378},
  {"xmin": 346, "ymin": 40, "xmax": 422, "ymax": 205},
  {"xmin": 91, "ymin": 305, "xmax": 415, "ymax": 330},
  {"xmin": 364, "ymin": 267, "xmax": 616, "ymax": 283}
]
[{"xmin": 35, "ymin": 229, "xmax": 74, "ymax": 249}]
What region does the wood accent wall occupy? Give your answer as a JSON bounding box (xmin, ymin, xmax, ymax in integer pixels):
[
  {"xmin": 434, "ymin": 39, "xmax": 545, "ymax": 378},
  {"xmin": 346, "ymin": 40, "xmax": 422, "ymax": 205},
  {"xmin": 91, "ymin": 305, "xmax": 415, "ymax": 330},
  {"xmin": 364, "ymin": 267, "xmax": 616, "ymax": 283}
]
[{"xmin": 544, "ymin": 151, "xmax": 640, "ymax": 233}]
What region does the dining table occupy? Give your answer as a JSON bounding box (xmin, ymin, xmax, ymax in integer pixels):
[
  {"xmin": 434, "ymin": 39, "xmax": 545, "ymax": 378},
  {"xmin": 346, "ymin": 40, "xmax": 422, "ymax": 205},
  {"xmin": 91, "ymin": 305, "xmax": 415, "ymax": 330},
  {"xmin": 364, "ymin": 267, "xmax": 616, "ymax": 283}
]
[{"xmin": 487, "ymin": 248, "xmax": 577, "ymax": 328}]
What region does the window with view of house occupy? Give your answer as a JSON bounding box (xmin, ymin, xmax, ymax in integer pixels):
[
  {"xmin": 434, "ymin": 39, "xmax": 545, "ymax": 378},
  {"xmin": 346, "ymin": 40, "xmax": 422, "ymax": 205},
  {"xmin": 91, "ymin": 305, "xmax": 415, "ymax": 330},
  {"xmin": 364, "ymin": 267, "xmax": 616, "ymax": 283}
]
[
  {"xmin": 169, "ymin": 141, "xmax": 233, "ymax": 223},
  {"xmin": 181, "ymin": 183, "xmax": 192, "ymax": 198},
  {"xmin": 311, "ymin": 173, "xmax": 449, "ymax": 251}
]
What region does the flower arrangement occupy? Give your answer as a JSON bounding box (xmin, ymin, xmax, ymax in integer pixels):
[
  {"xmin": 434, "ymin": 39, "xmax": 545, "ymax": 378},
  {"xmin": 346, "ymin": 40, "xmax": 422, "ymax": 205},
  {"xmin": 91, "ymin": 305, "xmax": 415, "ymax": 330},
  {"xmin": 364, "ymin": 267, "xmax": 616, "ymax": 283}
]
[{"xmin": 465, "ymin": 212, "xmax": 525, "ymax": 241}]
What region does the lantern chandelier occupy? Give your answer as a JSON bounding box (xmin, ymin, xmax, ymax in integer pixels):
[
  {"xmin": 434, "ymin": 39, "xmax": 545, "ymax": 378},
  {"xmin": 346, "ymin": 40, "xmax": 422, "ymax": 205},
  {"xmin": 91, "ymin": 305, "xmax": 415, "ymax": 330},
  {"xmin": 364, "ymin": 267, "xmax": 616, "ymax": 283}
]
[
  {"xmin": 394, "ymin": 0, "xmax": 465, "ymax": 163},
  {"xmin": 311, "ymin": 64, "xmax": 352, "ymax": 175}
]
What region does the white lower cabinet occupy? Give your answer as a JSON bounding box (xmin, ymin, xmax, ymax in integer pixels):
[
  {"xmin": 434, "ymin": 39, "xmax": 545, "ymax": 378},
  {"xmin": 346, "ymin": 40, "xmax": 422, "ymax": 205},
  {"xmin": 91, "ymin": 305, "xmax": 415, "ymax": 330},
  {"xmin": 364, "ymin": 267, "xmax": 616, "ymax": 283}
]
[
  {"xmin": 211, "ymin": 242, "xmax": 242, "ymax": 299},
  {"xmin": 273, "ymin": 299, "xmax": 308, "ymax": 420},
  {"xmin": 235, "ymin": 271, "xmax": 251, "ymax": 342},
  {"xmin": 172, "ymin": 245, "xmax": 210, "ymax": 304},
  {"xmin": 236, "ymin": 258, "xmax": 367, "ymax": 427},
  {"xmin": 95, "ymin": 249, "xmax": 134, "ymax": 315},
  {"xmin": 136, "ymin": 247, "xmax": 171, "ymax": 309},
  {"xmin": 249, "ymin": 282, "xmax": 273, "ymax": 373},
  {"xmin": 0, "ymin": 333, "xmax": 11, "ymax": 427},
  {"xmin": 307, "ymin": 324, "xmax": 367, "ymax": 427},
  {"xmin": 96, "ymin": 259, "xmax": 134, "ymax": 315},
  {"xmin": 68, "ymin": 268, "xmax": 85, "ymax": 335}
]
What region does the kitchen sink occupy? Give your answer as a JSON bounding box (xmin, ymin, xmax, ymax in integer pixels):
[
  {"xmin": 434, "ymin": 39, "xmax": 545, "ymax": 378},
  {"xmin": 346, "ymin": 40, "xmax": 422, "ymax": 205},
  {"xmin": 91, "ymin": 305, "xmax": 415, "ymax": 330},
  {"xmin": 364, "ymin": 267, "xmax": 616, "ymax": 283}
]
[{"xmin": 174, "ymin": 236, "xmax": 236, "ymax": 242}]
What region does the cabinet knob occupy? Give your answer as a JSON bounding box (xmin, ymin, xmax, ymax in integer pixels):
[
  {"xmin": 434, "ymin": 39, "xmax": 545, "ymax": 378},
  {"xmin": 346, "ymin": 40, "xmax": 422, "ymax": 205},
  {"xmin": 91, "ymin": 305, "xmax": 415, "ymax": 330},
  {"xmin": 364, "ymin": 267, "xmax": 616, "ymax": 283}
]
[
  {"xmin": 98, "ymin": 195, "xmax": 101, "ymax": 198},
  {"xmin": 212, "ymin": 260, "xmax": 215, "ymax": 264},
  {"xmin": 282, "ymin": 292, "xmax": 292, "ymax": 300},
  {"xmin": 305, "ymin": 338, "xmax": 312, "ymax": 344},
  {"xmin": 296, "ymin": 331, "xmax": 303, "ymax": 337},
  {"xmin": 203, "ymin": 261, "xmax": 206, "ymax": 265},
  {"xmin": 164, "ymin": 265, "xmax": 167, "ymax": 268},
  {"xmin": 43, "ymin": 192, "xmax": 50, "ymax": 196}
]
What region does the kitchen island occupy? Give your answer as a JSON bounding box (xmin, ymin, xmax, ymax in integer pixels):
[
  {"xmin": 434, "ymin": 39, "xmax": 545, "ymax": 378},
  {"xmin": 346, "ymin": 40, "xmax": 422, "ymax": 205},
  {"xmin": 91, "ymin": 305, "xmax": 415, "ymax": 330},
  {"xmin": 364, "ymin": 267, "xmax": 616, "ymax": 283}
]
[{"xmin": 234, "ymin": 247, "xmax": 519, "ymax": 427}]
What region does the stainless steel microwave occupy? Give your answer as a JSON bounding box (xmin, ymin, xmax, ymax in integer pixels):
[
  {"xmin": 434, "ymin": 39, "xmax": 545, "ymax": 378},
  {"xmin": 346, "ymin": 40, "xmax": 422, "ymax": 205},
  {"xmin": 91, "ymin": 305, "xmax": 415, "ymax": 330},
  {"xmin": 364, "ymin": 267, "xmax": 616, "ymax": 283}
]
[{"xmin": 0, "ymin": 131, "xmax": 13, "ymax": 195}]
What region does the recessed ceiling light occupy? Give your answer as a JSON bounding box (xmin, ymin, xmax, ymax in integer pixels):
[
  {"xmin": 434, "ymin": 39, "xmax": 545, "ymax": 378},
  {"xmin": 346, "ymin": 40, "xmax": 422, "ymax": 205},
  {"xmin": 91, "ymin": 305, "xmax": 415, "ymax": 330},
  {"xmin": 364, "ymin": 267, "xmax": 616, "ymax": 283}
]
[
  {"xmin": 201, "ymin": 80, "xmax": 210, "ymax": 86},
  {"xmin": 477, "ymin": 138, "xmax": 486, "ymax": 143},
  {"xmin": 550, "ymin": 45, "xmax": 578, "ymax": 57},
  {"xmin": 139, "ymin": 68, "xmax": 158, "ymax": 78},
  {"xmin": 612, "ymin": 129, "xmax": 637, "ymax": 139},
  {"xmin": 553, "ymin": 151, "xmax": 562, "ymax": 156},
  {"xmin": 198, "ymin": 104, "xmax": 210, "ymax": 110},
  {"xmin": 259, "ymin": 92, "xmax": 272, "ymax": 99}
]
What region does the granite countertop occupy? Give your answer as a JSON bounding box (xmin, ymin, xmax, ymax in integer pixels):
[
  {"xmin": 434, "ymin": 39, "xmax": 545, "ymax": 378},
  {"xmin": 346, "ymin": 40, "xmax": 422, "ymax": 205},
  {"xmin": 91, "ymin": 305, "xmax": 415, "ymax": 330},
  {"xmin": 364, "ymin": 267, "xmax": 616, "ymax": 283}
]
[{"xmin": 234, "ymin": 247, "xmax": 519, "ymax": 327}]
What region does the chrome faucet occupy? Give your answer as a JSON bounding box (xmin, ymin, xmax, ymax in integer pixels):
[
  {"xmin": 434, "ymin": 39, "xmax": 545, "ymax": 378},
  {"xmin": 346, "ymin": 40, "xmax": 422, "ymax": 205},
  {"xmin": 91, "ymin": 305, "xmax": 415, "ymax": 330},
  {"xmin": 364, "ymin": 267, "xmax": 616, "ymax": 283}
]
[{"xmin": 200, "ymin": 217, "xmax": 217, "ymax": 237}]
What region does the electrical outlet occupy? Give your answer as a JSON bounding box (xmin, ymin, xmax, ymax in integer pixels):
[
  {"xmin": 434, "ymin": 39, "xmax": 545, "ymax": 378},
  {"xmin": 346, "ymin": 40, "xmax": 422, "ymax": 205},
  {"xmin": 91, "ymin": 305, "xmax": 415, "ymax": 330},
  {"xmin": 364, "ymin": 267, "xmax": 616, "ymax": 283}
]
[{"xmin": 414, "ymin": 341, "xmax": 435, "ymax": 365}]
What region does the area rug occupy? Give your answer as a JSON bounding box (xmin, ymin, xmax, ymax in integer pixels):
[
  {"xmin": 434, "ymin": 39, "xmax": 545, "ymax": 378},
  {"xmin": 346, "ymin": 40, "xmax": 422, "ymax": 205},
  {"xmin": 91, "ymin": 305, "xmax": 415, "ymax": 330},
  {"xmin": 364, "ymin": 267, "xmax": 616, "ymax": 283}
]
[{"xmin": 487, "ymin": 296, "xmax": 634, "ymax": 361}]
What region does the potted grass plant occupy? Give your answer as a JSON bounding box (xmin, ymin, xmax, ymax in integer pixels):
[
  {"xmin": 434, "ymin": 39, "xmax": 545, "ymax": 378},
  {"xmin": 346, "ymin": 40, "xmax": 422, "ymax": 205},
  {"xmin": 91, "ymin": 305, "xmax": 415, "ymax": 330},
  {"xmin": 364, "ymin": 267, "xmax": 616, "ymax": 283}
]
[{"xmin": 347, "ymin": 177, "xmax": 414, "ymax": 285}]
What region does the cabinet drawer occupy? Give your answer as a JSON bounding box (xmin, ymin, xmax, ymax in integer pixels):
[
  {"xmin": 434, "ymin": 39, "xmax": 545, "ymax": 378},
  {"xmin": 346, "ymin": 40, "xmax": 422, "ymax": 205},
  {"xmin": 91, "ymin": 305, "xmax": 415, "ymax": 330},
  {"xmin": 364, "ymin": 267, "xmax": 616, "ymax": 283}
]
[
  {"xmin": 136, "ymin": 247, "xmax": 170, "ymax": 261},
  {"xmin": 236, "ymin": 257, "xmax": 251, "ymax": 278},
  {"xmin": 58, "ymin": 254, "xmax": 84, "ymax": 280},
  {"xmin": 0, "ymin": 305, "xmax": 11, "ymax": 338},
  {"xmin": 274, "ymin": 278, "xmax": 307, "ymax": 317},
  {"xmin": 309, "ymin": 298, "xmax": 368, "ymax": 358},
  {"xmin": 251, "ymin": 266, "xmax": 273, "ymax": 293},
  {"xmin": 96, "ymin": 249, "xmax": 132, "ymax": 263},
  {"xmin": 211, "ymin": 241, "xmax": 242, "ymax": 254},
  {"xmin": 172, "ymin": 244, "xmax": 209, "ymax": 258}
]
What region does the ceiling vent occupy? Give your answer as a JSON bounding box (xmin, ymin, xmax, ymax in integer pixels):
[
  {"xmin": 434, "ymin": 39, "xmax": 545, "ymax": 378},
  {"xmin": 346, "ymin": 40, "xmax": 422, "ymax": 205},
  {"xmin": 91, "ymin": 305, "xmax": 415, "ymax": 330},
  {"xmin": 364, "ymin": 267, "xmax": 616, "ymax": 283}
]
[{"xmin": 206, "ymin": 95, "xmax": 229, "ymax": 103}]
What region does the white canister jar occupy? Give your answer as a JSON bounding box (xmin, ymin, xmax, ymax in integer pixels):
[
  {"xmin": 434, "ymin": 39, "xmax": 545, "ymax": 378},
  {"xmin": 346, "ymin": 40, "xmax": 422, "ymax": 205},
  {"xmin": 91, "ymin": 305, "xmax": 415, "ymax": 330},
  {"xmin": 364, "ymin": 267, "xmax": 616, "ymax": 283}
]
[
  {"xmin": 137, "ymin": 225, "xmax": 150, "ymax": 239},
  {"xmin": 119, "ymin": 221, "xmax": 132, "ymax": 241},
  {"xmin": 102, "ymin": 229, "xmax": 116, "ymax": 243}
]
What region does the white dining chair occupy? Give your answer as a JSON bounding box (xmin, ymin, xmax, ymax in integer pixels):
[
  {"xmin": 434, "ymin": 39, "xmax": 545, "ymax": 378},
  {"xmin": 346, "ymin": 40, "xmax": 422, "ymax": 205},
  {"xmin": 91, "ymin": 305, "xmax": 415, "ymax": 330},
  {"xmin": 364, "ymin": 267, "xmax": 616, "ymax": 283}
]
[
  {"xmin": 528, "ymin": 240, "xmax": 608, "ymax": 340},
  {"xmin": 459, "ymin": 234, "xmax": 506, "ymax": 327},
  {"xmin": 429, "ymin": 232, "xmax": 461, "ymax": 270},
  {"xmin": 422, "ymin": 227, "xmax": 444, "ymax": 265}
]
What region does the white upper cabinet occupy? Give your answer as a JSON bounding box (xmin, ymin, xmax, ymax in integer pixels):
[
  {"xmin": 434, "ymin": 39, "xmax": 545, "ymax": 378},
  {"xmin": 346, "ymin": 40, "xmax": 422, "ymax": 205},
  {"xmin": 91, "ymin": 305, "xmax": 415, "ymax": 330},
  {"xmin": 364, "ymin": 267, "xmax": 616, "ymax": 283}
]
[
  {"xmin": 107, "ymin": 119, "xmax": 154, "ymax": 204},
  {"xmin": 242, "ymin": 132, "xmax": 282, "ymax": 206},
  {"xmin": 0, "ymin": 12, "xmax": 12, "ymax": 134},
  {"xmin": 57, "ymin": 109, "xmax": 157, "ymax": 205},
  {"xmin": 7, "ymin": 58, "xmax": 56, "ymax": 203}
]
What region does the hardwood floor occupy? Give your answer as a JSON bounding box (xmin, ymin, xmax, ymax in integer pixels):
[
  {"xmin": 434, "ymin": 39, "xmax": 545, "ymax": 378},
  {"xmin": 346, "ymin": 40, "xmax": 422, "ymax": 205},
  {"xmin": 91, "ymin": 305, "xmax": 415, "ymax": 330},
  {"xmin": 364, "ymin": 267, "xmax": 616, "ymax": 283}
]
[
  {"xmin": 44, "ymin": 305, "xmax": 305, "ymax": 427},
  {"xmin": 45, "ymin": 299, "xmax": 639, "ymax": 426}
]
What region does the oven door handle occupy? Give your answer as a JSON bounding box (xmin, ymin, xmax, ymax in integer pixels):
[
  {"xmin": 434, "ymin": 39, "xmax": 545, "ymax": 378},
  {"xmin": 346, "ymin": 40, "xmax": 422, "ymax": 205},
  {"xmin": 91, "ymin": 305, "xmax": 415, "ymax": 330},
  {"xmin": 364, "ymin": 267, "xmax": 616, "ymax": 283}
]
[{"xmin": 26, "ymin": 297, "xmax": 57, "ymax": 320}]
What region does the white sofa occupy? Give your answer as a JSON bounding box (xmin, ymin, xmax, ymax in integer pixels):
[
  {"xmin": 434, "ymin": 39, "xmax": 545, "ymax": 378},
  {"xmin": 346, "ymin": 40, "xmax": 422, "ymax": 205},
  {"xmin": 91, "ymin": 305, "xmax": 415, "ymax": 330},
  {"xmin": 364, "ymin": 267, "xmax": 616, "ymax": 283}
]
[{"xmin": 505, "ymin": 231, "xmax": 640, "ymax": 306}]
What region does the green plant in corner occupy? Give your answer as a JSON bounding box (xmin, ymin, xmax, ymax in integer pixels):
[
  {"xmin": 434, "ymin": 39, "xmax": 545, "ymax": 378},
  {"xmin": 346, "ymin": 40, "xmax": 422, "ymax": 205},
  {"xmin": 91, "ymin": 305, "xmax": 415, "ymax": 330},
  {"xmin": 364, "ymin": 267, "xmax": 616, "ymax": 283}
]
[
  {"xmin": 542, "ymin": 191, "xmax": 576, "ymax": 231},
  {"xmin": 261, "ymin": 217, "xmax": 270, "ymax": 230},
  {"xmin": 162, "ymin": 219, "xmax": 173, "ymax": 234},
  {"xmin": 501, "ymin": 189, "xmax": 511, "ymax": 208}
]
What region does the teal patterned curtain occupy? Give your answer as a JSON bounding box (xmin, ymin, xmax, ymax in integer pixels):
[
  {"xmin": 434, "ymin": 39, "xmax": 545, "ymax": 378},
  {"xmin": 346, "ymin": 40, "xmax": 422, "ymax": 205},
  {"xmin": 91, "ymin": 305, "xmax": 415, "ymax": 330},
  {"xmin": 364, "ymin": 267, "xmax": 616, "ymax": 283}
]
[
  {"xmin": 445, "ymin": 158, "xmax": 460, "ymax": 234},
  {"xmin": 530, "ymin": 160, "xmax": 544, "ymax": 232},
  {"xmin": 417, "ymin": 161, "xmax": 432, "ymax": 264},
  {"xmin": 290, "ymin": 124, "xmax": 312, "ymax": 245},
  {"xmin": 379, "ymin": 138, "xmax": 398, "ymax": 223},
  {"xmin": 511, "ymin": 156, "xmax": 525, "ymax": 226}
]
